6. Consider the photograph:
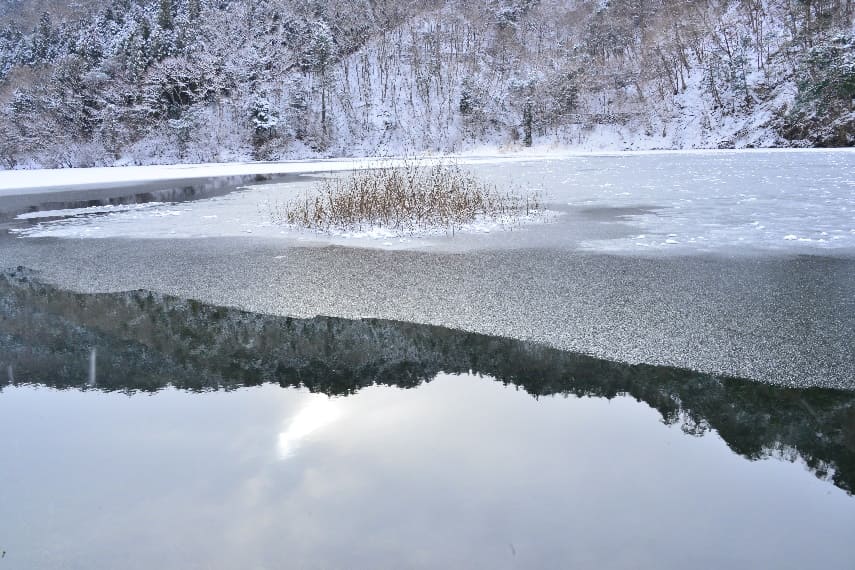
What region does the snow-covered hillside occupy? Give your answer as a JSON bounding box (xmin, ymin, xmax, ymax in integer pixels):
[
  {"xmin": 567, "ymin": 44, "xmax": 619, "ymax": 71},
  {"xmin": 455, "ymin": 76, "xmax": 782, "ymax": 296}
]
[{"xmin": 0, "ymin": 0, "xmax": 853, "ymax": 168}]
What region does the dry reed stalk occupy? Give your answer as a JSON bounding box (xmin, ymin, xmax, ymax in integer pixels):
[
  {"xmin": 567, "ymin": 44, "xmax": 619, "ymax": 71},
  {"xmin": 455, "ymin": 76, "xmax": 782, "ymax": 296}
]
[{"xmin": 268, "ymin": 160, "xmax": 543, "ymax": 235}]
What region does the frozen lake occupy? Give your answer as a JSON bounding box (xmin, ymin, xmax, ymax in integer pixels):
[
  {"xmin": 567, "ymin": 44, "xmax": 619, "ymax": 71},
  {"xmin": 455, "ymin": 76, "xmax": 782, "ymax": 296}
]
[
  {"xmin": 1, "ymin": 151, "xmax": 853, "ymax": 568},
  {"xmin": 4, "ymin": 149, "xmax": 855, "ymax": 256}
]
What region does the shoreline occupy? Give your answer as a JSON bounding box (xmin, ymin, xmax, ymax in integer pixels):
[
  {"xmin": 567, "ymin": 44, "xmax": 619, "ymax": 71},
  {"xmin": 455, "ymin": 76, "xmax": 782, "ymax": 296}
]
[{"xmin": 3, "ymin": 146, "xmax": 855, "ymax": 194}]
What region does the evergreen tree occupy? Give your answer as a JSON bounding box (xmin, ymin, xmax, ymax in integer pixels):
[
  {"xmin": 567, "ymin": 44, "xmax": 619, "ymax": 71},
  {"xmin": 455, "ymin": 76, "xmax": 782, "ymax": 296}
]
[
  {"xmin": 32, "ymin": 12, "xmax": 54, "ymax": 60},
  {"xmin": 158, "ymin": 0, "xmax": 174, "ymax": 30}
]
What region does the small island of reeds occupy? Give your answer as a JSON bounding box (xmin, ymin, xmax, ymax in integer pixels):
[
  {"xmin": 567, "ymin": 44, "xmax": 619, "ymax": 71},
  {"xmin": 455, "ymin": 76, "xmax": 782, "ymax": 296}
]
[{"xmin": 268, "ymin": 161, "xmax": 544, "ymax": 236}]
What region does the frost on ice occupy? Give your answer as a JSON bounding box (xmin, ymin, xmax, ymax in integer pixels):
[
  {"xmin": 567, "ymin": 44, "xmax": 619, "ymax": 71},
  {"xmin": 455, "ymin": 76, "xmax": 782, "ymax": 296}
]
[{"xmin": 8, "ymin": 151, "xmax": 855, "ymax": 256}]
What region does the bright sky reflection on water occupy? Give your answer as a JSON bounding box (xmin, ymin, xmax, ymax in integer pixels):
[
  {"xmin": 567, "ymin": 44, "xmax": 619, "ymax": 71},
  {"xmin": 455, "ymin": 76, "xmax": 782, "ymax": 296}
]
[
  {"xmin": 2, "ymin": 373, "xmax": 854, "ymax": 569},
  {"xmin": 277, "ymin": 395, "xmax": 342, "ymax": 459}
]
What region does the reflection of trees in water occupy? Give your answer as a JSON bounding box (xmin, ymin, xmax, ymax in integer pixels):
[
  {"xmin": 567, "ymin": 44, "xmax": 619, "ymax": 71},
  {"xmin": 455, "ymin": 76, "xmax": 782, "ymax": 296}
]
[{"xmin": 1, "ymin": 268, "xmax": 853, "ymax": 494}]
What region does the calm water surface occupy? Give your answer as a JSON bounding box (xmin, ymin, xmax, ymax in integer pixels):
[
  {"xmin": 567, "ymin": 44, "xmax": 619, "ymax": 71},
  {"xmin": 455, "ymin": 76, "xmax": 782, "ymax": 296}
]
[{"xmin": 1, "ymin": 270, "xmax": 854, "ymax": 569}]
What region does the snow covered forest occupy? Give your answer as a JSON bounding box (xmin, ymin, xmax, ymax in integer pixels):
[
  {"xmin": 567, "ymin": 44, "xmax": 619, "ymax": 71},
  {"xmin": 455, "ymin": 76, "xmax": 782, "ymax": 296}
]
[{"xmin": 0, "ymin": 0, "xmax": 853, "ymax": 168}]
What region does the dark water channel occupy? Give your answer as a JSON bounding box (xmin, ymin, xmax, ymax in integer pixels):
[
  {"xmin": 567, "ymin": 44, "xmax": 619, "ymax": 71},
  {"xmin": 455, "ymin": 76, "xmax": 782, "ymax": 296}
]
[
  {"xmin": 0, "ymin": 172, "xmax": 309, "ymax": 226},
  {"xmin": 1, "ymin": 269, "xmax": 854, "ymax": 569}
]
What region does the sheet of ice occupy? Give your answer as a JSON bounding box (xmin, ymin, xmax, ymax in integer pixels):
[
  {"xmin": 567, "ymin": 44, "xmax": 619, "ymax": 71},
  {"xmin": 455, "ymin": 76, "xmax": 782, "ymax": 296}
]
[
  {"xmin": 15, "ymin": 202, "xmax": 167, "ymax": 219},
  {"xmin": 10, "ymin": 177, "xmax": 553, "ymax": 248},
  {"xmin": 8, "ymin": 150, "xmax": 855, "ymax": 255},
  {"xmin": 472, "ymin": 150, "xmax": 855, "ymax": 255}
]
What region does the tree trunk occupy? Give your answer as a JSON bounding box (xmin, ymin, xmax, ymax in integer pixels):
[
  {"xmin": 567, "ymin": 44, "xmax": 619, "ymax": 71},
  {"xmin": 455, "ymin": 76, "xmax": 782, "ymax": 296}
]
[{"xmin": 523, "ymin": 99, "xmax": 533, "ymax": 147}]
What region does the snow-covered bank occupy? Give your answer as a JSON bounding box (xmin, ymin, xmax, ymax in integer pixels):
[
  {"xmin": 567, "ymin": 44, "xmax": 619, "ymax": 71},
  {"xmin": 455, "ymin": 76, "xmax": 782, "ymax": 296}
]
[
  {"xmin": 0, "ymin": 152, "xmax": 556, "ymax": 195},
  {"xmin": 0, "ymin": 157, "xmax": 380, "ymax": 195},
  {"xmin": 2, "ymin": 147, "xmax": 854, "ymax": 195}
]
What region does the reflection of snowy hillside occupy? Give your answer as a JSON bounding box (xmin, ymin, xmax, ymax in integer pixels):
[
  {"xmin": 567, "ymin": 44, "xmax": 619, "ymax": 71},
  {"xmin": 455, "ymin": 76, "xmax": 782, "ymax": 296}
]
[{"xmin": 2, "ymin": 268, "xmax": 854, "ymax": 494}]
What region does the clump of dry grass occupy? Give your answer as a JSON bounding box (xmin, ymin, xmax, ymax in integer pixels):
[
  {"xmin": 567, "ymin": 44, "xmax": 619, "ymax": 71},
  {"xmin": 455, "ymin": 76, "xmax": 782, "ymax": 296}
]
[{"xmin": 267, "ymin": 161, "xmax": 543, "ymax": 235}]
